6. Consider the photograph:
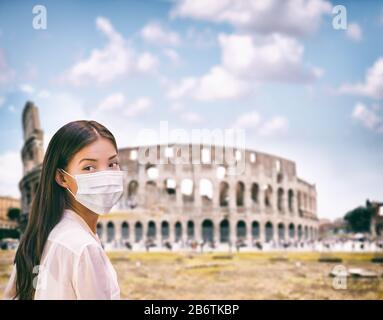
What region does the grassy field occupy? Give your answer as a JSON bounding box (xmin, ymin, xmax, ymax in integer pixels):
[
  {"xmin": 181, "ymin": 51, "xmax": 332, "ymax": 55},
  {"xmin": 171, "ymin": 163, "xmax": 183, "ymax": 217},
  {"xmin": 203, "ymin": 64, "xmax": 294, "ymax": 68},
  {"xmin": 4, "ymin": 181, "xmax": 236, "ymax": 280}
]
[{"xmin": 1, "ymin": 250, "xmax": 382, "ymax": 299}]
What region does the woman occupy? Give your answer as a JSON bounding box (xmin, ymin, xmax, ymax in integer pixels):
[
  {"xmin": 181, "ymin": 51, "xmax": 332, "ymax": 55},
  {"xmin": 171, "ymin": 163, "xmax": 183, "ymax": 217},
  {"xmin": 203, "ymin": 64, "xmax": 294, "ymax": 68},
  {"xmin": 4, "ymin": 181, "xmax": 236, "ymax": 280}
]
[{"xmin": 3, "ymin": 120, "xmax": 124, "ymax": 299}]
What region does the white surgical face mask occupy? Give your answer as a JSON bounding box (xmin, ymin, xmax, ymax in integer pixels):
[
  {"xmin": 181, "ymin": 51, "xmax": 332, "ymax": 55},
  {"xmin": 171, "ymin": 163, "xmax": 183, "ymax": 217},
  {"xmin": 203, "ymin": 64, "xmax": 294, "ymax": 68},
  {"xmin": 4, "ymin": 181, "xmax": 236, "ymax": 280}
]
[{"xmin": 60, "ymin": 168, "xmax": 124, "ymax": 215}]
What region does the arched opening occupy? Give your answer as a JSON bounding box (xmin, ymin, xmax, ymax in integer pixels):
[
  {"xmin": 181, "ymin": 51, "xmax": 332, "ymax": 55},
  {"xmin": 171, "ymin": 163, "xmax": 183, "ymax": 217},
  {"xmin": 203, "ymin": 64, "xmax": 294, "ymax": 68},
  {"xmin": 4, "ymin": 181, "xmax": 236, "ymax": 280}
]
[
  {"xmin": 161, "ymin": 221, "xmax": 170, "ymax": 241},
  {"xmin": 264, "ymin": 185, "xmax": 273, "ymax": 208},
  {"xmin": 127, "ymin": 180, "xmax": 138, "ymax": 208},
  {"xmin": 107, "ymin": 222, "xmax": 115, "ymax": 243},
  {"xmin": 252, "ymin": 221, "xmax": 260, "ymax": 240},
  {"xmin": 175, "ymin": 221, "xmax": 182, "ymax": 242},
  {"xmin": 251, "ymin": 183, "xmax": 259, "ymax": 204},
  {"xmin": 289, "ymin": 223, "xmax": 295, "ymax": 240},
  {"xmin": 265, "ymin": 222, "xmax": 273, "ymax": 242},
  {"xmin": 219, "ymin": 181, "xmax": 229, "ymax": 207},
  {"xmin": 288, "ymin": 189, "xmax": 294, "ymax": 213},
  {"xmin": 147, "ymin": 221, "xmax": 156, "ymax": 240},
  {"xmin": 220, "ymin": 219, "xmax": 229, "ymax": 243},
  {"xmin": 121, "ymin": 221, "xmax": 129, "ymax": 239},
  {"xmin": 200, "ymin": 179, "xmax": 213, "ymax": 207},
  {"xmin": 298, "ymin": 225, "xmax": 303, "ymax": 240},
  {"xmin": 164, "ymin": 178, "xmax": 176, "ymax": 198},
  {"xmin": 187, "ymin": 220, "xmax": 194, "ymax": 240},
  {"xmin": 236, "ymin": 182, "xmax": 245, "ymax": 207},
  {"xmin": 135, "ymin": 221, "xmax": 143, "ymax": 242},
  {"xmin": 304, "ymin": 226, "xmax": 309, "ymax": 240},
  {"xmin": 96, "ymin": 223, "xmax": 103, "ymax": 239},
  {"xmin": 202, "ymin": 219, "xmax": 214, "ymax": 244},
  {"xmin": 181, "ymin": 179, "xmax": 194, "ymax": 203},
  {"xmin": 236, "ymin": 220, "xmax": 246, "ymax": 240},
  {"xmin": 277, "ymin": 188, "xmax": 284, "ymax": 212},
  {"xmin": 278, "ymin": 223, "xmax": 285, "ymax": 241}
]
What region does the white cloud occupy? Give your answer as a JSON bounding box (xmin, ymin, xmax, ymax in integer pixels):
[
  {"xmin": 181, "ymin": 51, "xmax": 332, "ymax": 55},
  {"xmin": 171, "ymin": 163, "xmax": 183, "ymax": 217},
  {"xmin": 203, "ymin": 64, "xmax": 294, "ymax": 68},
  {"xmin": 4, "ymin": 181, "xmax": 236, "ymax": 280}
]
[
  {"xmin": 346, "ymin": 22, "xmax": 362, "ymax": 41},
  {"xmin": 231, "ymin": 110, "xmax": 261, "ymax": 129},
  {"xmin": 163, "ymin": 48, "xmax": 180, "ymax": 65},
  {"xmin": 0, "ymin": 49, "xmax": 15, "ymax": 85},
  {"xmin": 171, "ymin": 0, "xmax": 331, "ymax": 37},
  {"xmin": 180, "ymin": 111, "xmax": 205, "ymax": 124},
  {"xmin": 37, "ymin": 90, "xmax": 51, "ymax": 99},
  {"xmin": 98, "ymin": 92, "xmax": 125, "ymax": 111},
  {"xmin": 137, "ymin": 52, "xmax": 159, "ymax": 73},
  {"xmin": 339, "ymin": 57, "xmax": 383, "ymax": 99},
  {"xmin": 124, "ymin": 97, "xmax": 152, "ymax": 117},
  {"xmin": 167, "ymin": 33, "xmax": 321, "ymax": 101},
  {"xmin": 186, "ymin": 27, "xmax": 217, "ymax": 47},
  {"xmin": 63, "ymin": 17, "xmax": 158, "ymax": 86},
  {"xmin": 220, "ymin": 33, "xmax": 322, "ymax": 82},
  {"xmin": 20, "ymin": 83, "xmax": 35, "ymax": 94},
  {"xmin": 259, "ymin": 116, "xmax": 288, "ymax": 136},
  {"xmin": 141, "ymin": 22, "xmax": 180, "ymax": 46},
  {"xmin": 0, "ymin": 150, "xmax": 22, "ymax": 197},
  {"xmin": 231, "ymin": 111, "xmax": 288, "ymax": 136},
  {"xmin": 352, "ymin": 102, "xmax": 383, "ymax": 133},
  {"xmin": 167, "ymin": 66, "xmax": 249, "ymax": 101}
]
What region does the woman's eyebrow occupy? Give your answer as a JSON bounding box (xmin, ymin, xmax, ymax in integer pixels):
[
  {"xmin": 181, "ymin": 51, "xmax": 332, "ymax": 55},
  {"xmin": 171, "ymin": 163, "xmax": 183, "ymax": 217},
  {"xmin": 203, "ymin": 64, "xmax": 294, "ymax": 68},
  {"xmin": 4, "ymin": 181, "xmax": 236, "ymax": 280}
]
[
  {"xmin": 79, "ymin": 158, "xmax": 97, "ymax": 164},
  {"xmin": 78, "ymin": 154, "xmax": 117, "ymax": 164}
]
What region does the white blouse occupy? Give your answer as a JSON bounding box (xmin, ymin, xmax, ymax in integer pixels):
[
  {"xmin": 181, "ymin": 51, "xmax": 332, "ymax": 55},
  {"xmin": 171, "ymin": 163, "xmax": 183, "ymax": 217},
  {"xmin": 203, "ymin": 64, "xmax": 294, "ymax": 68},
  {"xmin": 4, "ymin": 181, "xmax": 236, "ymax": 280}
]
[{"xmin": 3, "ymin": 208, "xmax": 120, "ymax": 300}]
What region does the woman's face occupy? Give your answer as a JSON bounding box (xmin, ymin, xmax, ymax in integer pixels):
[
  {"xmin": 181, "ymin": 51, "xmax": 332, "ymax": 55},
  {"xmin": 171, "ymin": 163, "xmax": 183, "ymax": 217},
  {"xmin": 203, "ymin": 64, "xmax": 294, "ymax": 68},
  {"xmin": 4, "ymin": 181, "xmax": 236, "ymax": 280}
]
[{"xmin": 56, "ymin": 137, "xmax": 120, "ymax": 194}]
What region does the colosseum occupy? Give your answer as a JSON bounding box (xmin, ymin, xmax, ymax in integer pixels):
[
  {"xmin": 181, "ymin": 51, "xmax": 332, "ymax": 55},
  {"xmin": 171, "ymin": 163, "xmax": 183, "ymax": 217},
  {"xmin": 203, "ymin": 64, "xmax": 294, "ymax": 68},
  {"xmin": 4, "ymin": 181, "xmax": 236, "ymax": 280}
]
[{"xmin": 20, "ymin": 101, "xmax": 319, "ymax": 251}]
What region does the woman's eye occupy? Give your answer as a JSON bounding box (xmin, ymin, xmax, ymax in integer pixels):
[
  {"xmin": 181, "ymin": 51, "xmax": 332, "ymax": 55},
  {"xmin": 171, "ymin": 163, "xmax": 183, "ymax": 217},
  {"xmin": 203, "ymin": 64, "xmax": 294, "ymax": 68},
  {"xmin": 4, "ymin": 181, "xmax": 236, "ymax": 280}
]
[
  {"xmin": 83, "ymin": 166, "xmax": 95, "ymax": 171},
  {"xmin": 109, "ymin": 162, "xmax": 120, "ymax": 168}
]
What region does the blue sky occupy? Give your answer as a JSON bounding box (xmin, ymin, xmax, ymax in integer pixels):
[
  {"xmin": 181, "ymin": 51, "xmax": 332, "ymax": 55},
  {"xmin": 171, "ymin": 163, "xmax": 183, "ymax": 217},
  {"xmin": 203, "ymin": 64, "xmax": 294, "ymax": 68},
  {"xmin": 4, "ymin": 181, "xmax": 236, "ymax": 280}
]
[{"xmin": 0, "ymin": 0, "xmax": 382, "ymax": 220}]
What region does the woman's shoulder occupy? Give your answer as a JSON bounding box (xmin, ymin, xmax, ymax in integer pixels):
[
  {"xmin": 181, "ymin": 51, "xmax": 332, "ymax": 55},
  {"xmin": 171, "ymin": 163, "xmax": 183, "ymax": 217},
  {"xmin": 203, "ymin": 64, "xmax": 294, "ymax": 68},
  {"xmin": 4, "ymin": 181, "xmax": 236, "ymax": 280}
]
[{"xmin": 47, "ymin": 212, "xmax": 100, "ymax": 257}]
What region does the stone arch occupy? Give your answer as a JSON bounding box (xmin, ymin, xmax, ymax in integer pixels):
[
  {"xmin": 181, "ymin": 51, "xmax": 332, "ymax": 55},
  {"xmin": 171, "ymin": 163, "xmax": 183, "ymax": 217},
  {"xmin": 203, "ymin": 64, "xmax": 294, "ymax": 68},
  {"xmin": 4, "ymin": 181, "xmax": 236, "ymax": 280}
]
[
  {"xmin": 288, "ymin": 189, "xmax": 294, "ymax": 213},
  {"xmin": 181, "ymin": 179, "xmax": 194, "ymax": 203},
  {"xmin": 220, "ymin": 219, "xmax": 230, "ymax": 243},
  {"xmin": 277, "ymin": 188, "xmax": 284, "ymax": 212},
  {"xmin": 219, "ymin": 181, "xmax": 229, "ymax": 207},
  {"xmin": 135, "ymin": 221, "xmax": 143, "ymax": 242},
  {"xmin": 265, "ymin": 221, "xmax": 273, "ymax": 242},
  {"xmin": 175, "ymin": 221, "xmax": 182, "ymax": 242},
  {"xmin": 252, "ymin": 221, "xmax": 260, "ymax": 240},
  {"xmin": 96, "ymin": 222, "xmax": 103, "ymax": 239},
  {"xmin": 264, "ymin": 185, "xmax": 273, "ymax": 208},
  {"xmin": 236, "ymin": 181, "xmax": 245, "ymax": 207},
  {"xmin": 298, "ymin": 224, "xmax": 303, "ymax": 240},
  {"xmin": 121, "ymin": 221, "xmax": 129, "ymax": 239},
  {"xmin": 107, "ymin": 221, "xmax": 115, "ymax": 243},
  {"xmin": 236, "ymin": 220, "xmax": 247, "ymax": 240},
  {"xmin": 187, "ymin": 220, "xmax": 195, "ymax": 240},
  {"xmin": 147, "ymin": 220, "xmax": 156, "ymax": 240},
  {"xmin": 288, "ymin": 223, "xmax": 295, "ymax": 240},
  {"xmin": 163, "ymin": 178, "xmax": 176, "ymax": 198},
  {"xmin": 161, "ymin": 221, "xmax": 170, "ymax": 241},
  {"xmin": 200, "ymin": 179, "xmax": 213, "ymax": 206},
  {"xmin": 251, "ymin": 183, "xmax": 259, "ymax": 204},
  {"xmin": 278, "ymin": 222, "xmax": 285, "ymax": 241},
  {"xmin": 202, "ymin": 219, "xmax": 214, "ymax": 244},
  {"xmin": 127, "ymin": 180, "xmax": 138, "ymax": 208}
]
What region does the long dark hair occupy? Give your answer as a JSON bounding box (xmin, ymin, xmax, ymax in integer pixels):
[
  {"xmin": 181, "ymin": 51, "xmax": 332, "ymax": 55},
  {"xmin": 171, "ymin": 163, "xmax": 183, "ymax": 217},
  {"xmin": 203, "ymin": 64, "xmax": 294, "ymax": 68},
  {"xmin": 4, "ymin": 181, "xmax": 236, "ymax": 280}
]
[{"xmin": 13, "ymin": 120, "xmax": 118, "ymax": 299}]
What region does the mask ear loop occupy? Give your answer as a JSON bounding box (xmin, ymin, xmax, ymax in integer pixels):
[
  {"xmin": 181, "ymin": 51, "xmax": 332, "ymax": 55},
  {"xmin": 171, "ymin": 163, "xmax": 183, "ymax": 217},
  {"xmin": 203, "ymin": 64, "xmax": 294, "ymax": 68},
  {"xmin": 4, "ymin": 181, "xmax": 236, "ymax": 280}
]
[{"xmin": 59, "ymin": 168, "xmax": 77, "ymax": 198}]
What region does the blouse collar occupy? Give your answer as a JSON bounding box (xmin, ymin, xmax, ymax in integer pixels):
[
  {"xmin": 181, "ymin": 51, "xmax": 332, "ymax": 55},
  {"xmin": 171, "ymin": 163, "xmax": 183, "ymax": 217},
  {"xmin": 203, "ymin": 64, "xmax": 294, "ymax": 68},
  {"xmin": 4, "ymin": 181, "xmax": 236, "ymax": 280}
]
[{"xmin": 63, "ymin": 208, "xmax": 102, "ymax": 245}]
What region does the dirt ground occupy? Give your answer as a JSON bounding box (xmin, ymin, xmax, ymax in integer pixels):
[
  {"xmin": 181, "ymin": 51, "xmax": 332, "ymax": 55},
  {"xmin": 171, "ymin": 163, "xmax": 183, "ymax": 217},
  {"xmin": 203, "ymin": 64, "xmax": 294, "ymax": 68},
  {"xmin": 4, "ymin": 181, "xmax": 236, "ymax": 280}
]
[{"xmin": 1, "ymin": 250, "xmax": 382, "ymax": 299}]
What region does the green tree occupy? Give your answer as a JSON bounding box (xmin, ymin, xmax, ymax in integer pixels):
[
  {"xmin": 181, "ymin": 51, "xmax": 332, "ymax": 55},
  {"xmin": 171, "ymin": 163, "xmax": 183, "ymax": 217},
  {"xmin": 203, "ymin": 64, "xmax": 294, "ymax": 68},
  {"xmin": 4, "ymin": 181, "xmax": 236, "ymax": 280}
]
[
  {"xmin": 344, "ymin": 204, "xmax": 374, "ymax": 233},
  {"xmin": 7, "ymin": 207, "xmax": 21, "ymax": 221}
]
